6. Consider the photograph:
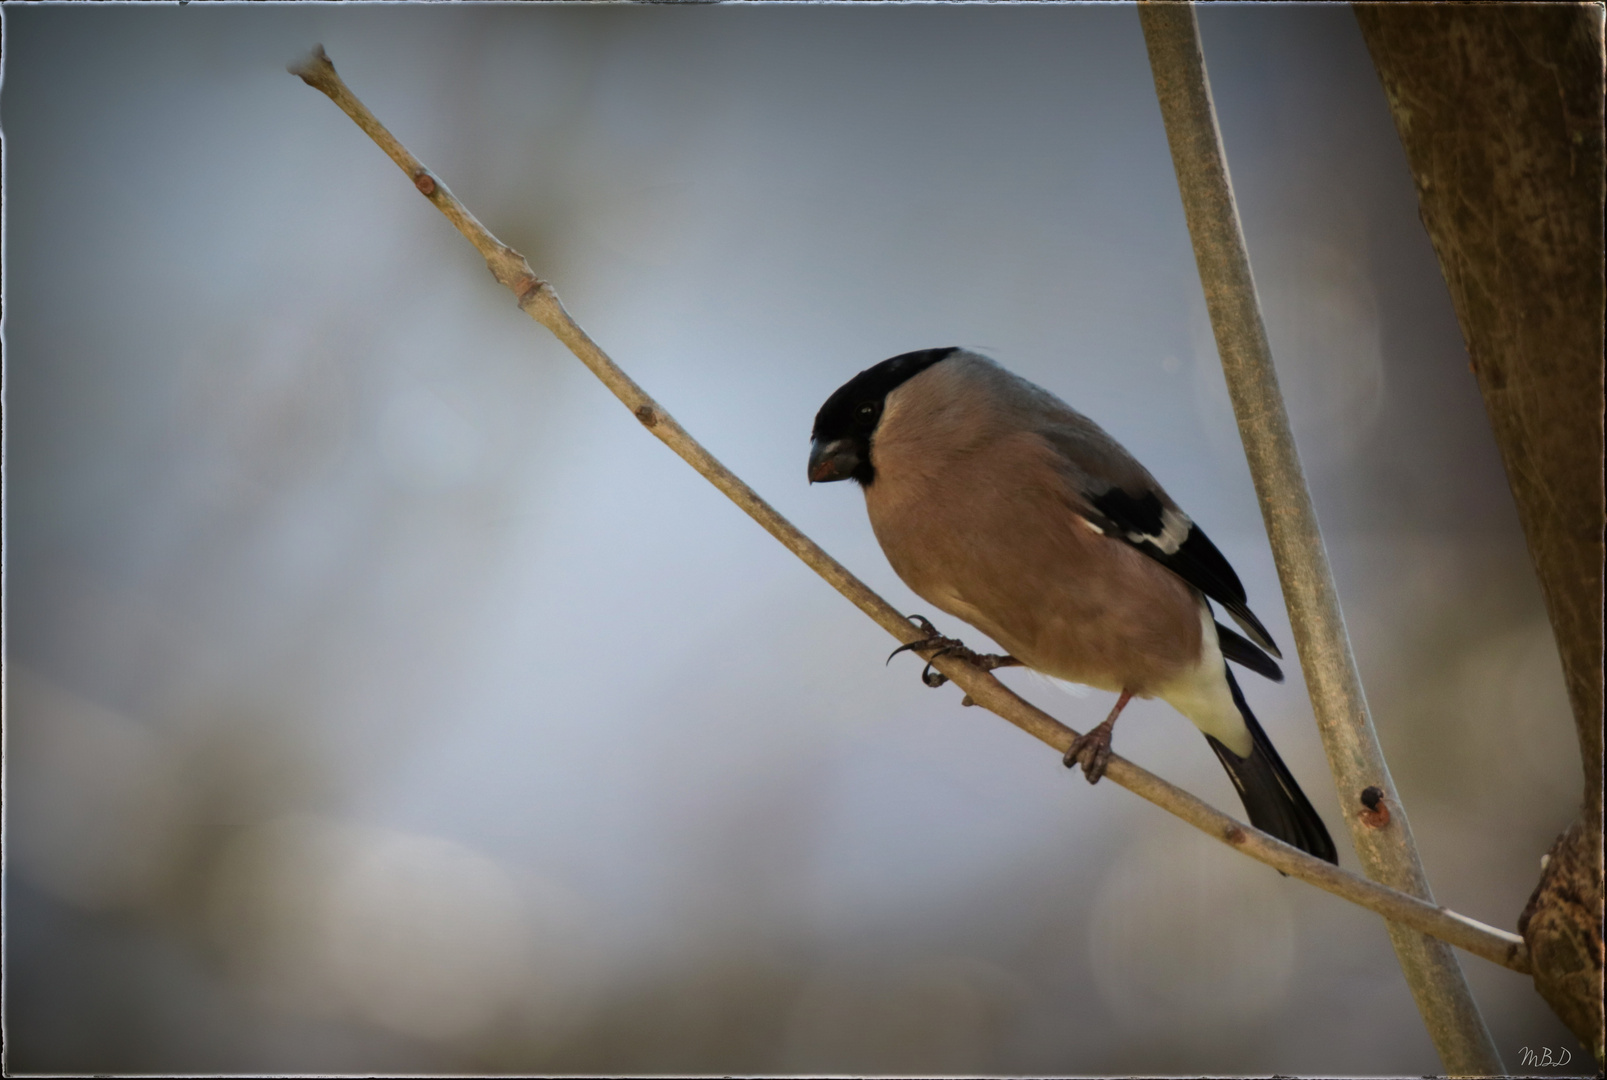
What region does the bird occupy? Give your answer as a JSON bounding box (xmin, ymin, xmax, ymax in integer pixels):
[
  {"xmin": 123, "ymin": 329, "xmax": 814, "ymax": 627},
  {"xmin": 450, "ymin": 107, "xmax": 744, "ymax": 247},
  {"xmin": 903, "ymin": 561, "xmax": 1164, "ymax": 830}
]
[{"xmin": 808, "ymin": 347, "xmax": 1337, "ymax": 864}]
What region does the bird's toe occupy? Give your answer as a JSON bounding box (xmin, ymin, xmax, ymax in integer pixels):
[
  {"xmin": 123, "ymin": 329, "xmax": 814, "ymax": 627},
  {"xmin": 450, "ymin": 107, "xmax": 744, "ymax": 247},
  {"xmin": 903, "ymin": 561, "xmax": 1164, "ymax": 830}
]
[{"xmin": 1064, "ymin": 730, "xmax": 1114, "ymax": 784}]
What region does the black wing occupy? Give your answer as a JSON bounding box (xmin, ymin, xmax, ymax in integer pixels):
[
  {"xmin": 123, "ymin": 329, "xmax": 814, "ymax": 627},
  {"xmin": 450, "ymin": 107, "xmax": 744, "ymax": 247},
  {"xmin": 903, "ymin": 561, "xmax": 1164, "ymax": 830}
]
[
  {"xmin": 1216, "ymin": 621, "xmax": 1283, "ymax": 682},
  {"xmin": 1085, "ymin": 486, "xmax": 1283, "ymax": 660}
]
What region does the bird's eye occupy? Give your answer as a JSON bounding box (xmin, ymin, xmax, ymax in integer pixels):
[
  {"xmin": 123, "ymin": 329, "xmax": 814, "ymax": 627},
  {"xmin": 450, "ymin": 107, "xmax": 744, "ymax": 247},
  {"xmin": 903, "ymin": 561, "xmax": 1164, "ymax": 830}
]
[{"xmin": 856, "ymin": 401, "xmax": 879, "ymax": 425}]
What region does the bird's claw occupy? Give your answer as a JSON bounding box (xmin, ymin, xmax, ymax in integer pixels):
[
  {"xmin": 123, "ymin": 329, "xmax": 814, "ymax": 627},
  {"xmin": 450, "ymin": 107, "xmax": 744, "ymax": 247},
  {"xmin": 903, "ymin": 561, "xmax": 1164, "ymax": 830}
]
[
  {"xmin": 886, "ymin": 615, "xmax": 950, "ymax": 664},
  {"xmin": 887, "ymin": 614, "xmax": 1020, "ymax": 688},
  {"xmin": 1064, "ymin": 726, "xmax": 1114, "ymax": 784}
]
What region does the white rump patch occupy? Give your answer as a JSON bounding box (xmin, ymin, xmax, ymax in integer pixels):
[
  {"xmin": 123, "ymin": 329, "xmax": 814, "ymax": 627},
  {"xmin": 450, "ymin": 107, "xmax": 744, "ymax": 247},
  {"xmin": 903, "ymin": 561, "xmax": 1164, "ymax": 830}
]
[{"xmin": 1157, "ymin": 606, "xmax": 1252, "ymax": 757}]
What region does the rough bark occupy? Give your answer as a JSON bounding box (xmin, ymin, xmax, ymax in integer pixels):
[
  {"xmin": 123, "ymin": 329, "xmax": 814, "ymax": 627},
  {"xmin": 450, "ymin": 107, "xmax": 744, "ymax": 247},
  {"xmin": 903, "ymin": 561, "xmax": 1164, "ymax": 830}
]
[{"xmin": 1354, "ymin": 3, "xmax": 1605, "ymax": 1064}]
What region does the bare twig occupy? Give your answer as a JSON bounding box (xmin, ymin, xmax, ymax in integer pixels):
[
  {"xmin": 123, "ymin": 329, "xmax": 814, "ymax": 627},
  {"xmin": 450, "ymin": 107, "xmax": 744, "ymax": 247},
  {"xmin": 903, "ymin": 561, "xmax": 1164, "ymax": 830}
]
[
  {"xmin": 289, "ymin": 45, "xmax": 1532, "ymax": 980},
  {"xmin": 1139, "ymin": 6, "xmax": 1502, "ymax": 1073}
]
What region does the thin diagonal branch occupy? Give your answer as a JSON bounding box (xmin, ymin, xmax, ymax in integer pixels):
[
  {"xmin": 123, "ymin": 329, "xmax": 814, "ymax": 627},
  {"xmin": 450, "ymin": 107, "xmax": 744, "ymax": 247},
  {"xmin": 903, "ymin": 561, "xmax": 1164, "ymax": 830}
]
[{"xmin": 289, "ymin": 45, "xmax": 1532, "ymax": 980}]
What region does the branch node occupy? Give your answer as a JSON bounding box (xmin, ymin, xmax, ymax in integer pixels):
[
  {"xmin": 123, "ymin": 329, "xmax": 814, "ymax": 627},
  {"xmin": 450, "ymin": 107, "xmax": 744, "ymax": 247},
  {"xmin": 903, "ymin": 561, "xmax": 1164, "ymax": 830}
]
[
  {"xmin": 635, "ymin": 405, "xmax": 659, "ymax": 428},
  {"xmin": 287, "ymin": 45, "xmax": 336, "ymax": 91},
  {"xmin": 413, "ymin": 169, "xmax": 437, "ymax": 196},
  {"xmin": 511, "ymin": 274, "xmax": 546, "ymax": 305}
]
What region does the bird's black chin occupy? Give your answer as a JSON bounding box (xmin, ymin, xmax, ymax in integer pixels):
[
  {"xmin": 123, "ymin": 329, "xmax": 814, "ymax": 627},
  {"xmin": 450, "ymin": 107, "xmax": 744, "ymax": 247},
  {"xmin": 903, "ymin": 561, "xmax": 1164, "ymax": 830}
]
[{"xmin": 808, "ymin": 437, "xmax": 866, "ymax": 484}]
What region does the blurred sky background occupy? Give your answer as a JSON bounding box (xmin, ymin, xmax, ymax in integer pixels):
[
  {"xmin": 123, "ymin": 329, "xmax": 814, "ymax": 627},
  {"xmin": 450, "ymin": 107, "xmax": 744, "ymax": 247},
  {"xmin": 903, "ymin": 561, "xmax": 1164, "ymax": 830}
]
[{"xmin": 1, "ymin": 3, "xmax": 1589, "ymax": 1075}]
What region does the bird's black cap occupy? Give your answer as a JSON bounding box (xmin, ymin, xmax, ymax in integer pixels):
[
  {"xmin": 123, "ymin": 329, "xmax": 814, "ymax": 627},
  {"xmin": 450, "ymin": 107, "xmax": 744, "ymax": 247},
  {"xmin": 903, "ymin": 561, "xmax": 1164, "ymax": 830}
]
[{"xmin": 809, "ymin": 348, "xmax": 959, "ymax": 485}]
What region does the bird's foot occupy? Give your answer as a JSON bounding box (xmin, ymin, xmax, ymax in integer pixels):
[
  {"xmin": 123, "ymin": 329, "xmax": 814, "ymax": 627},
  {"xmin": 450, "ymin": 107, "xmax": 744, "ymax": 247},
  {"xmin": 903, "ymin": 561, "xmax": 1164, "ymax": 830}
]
[
  {"xmin": 887, "ymin": 614, "xmax": 1021, "ymax": 688},
  {"xmin": 1063, "ymin": 720, "xmax": 1116, "ymax": 783},
  {"xmin": 1063, "ymin": 689, "xmax": 1134, "ymax": 783}
]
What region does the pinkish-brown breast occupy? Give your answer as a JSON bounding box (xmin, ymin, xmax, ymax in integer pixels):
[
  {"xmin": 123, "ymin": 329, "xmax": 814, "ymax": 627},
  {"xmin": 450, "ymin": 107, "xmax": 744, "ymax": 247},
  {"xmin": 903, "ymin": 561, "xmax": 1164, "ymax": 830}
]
[{"xmin": 863, "ymin": 363, "xmax": 1203, "ymax": 695}]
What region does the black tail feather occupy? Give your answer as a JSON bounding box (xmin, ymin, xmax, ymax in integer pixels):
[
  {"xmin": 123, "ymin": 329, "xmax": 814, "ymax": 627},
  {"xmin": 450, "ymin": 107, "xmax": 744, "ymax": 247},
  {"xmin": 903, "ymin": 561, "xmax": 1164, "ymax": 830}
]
[{"xmin": 1205, "ymin": 666, "xmax": 1337, "ymax": 865}]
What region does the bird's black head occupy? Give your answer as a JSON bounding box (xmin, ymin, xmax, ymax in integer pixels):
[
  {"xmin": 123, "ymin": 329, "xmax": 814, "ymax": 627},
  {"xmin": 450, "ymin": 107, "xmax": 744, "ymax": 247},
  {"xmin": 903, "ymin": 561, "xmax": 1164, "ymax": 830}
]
[{"xmin": 808, "ymin": 347, "xmax": 958, "ymax": 486}]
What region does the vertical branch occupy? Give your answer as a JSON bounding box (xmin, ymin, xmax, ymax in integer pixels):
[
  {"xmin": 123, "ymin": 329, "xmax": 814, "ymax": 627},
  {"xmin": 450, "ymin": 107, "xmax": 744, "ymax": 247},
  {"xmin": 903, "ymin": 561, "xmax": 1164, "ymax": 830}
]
[{"xmin": 1137, "ymin": 5, "xmax": 1503, "ymax": 1075}]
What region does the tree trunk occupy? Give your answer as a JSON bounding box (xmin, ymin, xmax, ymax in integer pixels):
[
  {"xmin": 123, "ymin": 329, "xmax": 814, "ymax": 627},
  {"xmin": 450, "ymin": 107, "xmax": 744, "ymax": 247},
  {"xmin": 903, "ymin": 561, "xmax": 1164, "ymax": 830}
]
[{"xmin": 1353, "ymin": 3, "xmax": 1604, "ymax": 1064}]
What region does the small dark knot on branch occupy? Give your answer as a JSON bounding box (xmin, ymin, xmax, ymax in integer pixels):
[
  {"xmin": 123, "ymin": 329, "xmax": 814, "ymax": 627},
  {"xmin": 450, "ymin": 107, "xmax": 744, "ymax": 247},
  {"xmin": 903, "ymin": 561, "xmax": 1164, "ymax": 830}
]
[
  {"xmin": 1223, "ymin": 824, "xmax": 1246, "ymax": 846},
  {"xmin": 413, "ymin": 170, "xmax": 437, "ymax": 196},
  {"xmin": 1359, "ymin": 785, "xmax": 1391, "ymax": 828},
  {"xmin": 635, "ymin": 405, "xmax": 659, "ymax": 428}
]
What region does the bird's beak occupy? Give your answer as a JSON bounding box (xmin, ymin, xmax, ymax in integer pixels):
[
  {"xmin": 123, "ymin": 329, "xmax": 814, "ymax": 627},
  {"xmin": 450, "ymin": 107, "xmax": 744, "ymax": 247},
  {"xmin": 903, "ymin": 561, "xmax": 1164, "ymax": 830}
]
[{"xmin": 808, "ymin": 437, "xmax": 861, "ymax": 484}]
